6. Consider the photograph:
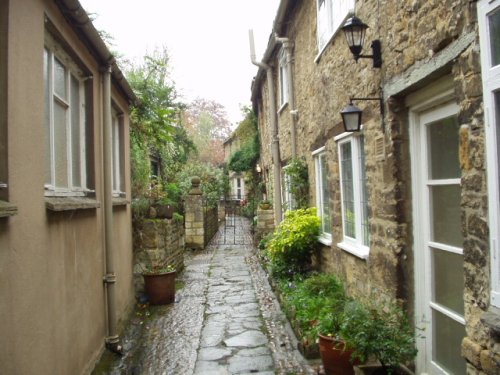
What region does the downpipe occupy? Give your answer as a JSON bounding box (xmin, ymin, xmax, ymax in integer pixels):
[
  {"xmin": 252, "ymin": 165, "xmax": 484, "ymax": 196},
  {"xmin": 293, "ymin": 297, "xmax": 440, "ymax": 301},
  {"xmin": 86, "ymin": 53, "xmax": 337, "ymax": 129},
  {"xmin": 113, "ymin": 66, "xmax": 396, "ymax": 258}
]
[
  {"xmin": 275, "ymin": 35, "xmax": 297, "ymax": 158},
  {"xmin": 102, "ymin": 65, "xmax": 123, "ymax": 356},
  {"xmin": 249, "ymin": 30, "xmax": 283, "ymax": 223}
]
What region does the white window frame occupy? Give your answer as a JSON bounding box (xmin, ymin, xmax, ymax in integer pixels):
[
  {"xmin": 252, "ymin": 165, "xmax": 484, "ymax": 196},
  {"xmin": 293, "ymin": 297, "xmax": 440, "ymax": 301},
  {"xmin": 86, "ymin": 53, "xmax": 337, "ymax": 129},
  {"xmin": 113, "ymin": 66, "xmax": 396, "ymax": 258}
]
[
  {"xmin": 278, "ymin": 48, "xmax": 289, "ymax": 109},
  {"xmin": 479, "ymin": 0, "xmax": 500, "ymax": 308},
  {"xmin": 111, "ymin": 110, "xmax": 125, "ymax": 197},
  {"xmin": 335, "ymin": 132, "xmax": 369, "ymax": 259},
  {"xmin": 44, "ymin": 33, "xmax": 88, "ymax": 197},
  {"xmin": 313, "ymin": 147, "xmax": 332, "ymax": 245},
  {"xmin": 316, "ymin": 0, "xmax": 355, "ymax": 55}
]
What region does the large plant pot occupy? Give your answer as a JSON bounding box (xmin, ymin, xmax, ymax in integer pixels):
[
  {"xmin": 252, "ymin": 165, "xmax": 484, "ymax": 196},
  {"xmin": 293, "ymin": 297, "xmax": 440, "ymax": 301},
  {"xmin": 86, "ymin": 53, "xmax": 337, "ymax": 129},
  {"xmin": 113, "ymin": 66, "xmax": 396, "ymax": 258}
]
[
  {"xmin": 143, "ymin": 271, "xmax": 176, "ymax": 305},
  {"xmin": 319, "ymin": 334, "xmax": 357, "ymax": 375},
  {"xmin": 354, "ymin": 364, "xmax": 414, "ymax": 375}
]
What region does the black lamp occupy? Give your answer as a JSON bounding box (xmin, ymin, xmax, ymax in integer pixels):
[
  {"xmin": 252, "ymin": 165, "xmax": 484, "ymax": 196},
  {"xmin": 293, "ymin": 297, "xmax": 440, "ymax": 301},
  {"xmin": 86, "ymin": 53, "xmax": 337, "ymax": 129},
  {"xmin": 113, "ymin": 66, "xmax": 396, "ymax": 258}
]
[
  {"xmin": 340, "ymin": 102, "xmax": 363, "ymax": 132},
  {"xmin": 340, "ymin": 97, "xmax": 385, "ymax": 132},
  {"xmin": 341, "ymin": 16, "xmax": 382, "ymax": 68}
]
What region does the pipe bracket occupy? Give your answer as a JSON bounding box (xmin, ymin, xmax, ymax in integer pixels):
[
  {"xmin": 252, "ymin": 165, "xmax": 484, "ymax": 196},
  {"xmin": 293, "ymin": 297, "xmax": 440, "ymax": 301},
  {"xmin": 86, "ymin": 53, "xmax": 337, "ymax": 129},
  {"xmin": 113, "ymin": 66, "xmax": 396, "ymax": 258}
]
[{"xmin": 103, "ymin": 273, "xmax": 117, "ymax": 284}]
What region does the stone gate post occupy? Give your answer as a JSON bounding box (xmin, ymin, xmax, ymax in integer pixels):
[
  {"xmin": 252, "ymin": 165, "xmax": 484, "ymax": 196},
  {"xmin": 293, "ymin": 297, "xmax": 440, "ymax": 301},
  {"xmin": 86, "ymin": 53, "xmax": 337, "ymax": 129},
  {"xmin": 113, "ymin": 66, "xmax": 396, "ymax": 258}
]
[{"xmin": 184, "ymin": 176, "xmax": 204, "ymax": 250}]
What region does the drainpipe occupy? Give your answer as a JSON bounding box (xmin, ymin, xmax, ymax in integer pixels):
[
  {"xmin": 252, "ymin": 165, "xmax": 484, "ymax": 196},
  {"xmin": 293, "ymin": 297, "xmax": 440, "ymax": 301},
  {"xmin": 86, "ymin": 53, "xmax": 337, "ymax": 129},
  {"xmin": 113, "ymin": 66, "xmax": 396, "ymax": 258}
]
[
  {"xmin": 102, "ymin": 64, "xmax": 122, "ymax": 355},
  {"xmin": 275, "ymin": 36, "xmax": 297, "ymax": 157},
  {"xmin": 249, "ymin": 30, "xmax": 283, "ymax": 223}
]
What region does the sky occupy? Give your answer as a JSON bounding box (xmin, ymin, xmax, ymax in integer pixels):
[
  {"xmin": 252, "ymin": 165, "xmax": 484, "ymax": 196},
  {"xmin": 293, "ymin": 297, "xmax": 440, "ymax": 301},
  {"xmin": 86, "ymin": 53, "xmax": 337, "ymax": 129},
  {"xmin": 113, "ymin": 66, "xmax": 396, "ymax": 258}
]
[{"xmin": 79, "ymin": 0, "xmax": 281, "ymax": 126}]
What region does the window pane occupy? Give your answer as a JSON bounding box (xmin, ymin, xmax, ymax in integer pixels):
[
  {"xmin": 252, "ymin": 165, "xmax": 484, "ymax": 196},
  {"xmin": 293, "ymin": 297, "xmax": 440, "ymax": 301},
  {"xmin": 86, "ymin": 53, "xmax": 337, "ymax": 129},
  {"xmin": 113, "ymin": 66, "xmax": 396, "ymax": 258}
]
[
  {"xmin": 320, "ymin": 154, "xmax": 331, "ymax": 235},
  {"xmin": 489, "ymin": 7, "xmax": 500, "ymax": 66},
  {"xmin": 432, "ymin": 247, "xmax": 464, "ymax": 315},
  {"xmin": 341, "ymin": 142, "xmax": 355, "ymax": 238},
  {"xmin": 359, "ymin": 136, "xmax": 369, "ymax": 245},
  {"xmin": 428, "ymin": 116, "xmax": 460, "ymax": 180},
  {"xmin": 54, "ymin": 58, "xmax": 67, "ymax": 100},
  {"xmin": 71, "ymin": 75, "xmax": 81, "ymax": 188},
  {"xmin": 431, "ymin": 184, "xmax": 463, "ymax": 247},
  {"xmin": 433, "ymin": 309, "xmax": 466, "ymax": 374},
  {"xmin": 496, "ymin": 92, "xmax": 500, "ymax": 203},
  {"xmin": 54, "ymin": 101, "xmax": 68, "ymax": 188},
  {"xmin": 44, "ymin": 49, "xmax": 52, "ymax": 185},
  {"xmin": 317, "ymin": 0, "xmax": 328, "ymax": 47}
]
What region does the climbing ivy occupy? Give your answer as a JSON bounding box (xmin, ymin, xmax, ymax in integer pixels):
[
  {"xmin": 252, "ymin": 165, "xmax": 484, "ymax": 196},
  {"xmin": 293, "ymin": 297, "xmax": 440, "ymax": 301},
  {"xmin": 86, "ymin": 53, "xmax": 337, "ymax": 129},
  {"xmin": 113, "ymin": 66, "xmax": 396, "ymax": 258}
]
[{"xmin": 285, "ymin": 157, "xmax": 309, "ymax": 209}]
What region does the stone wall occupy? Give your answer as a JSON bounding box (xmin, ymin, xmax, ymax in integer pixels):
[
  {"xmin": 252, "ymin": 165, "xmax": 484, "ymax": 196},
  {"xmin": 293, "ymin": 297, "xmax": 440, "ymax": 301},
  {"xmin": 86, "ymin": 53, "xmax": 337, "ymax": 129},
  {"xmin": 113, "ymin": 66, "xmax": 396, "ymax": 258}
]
[
  {"xmin": 253, "ymin": 0, "xmax": 498, "ymax": 373},
  {"xmin": 255, "ymin": 208, "xmax": 275, "ymax": 244},
  {"xmin": 133, "ymin": 218, "xmax": 185, "ymax": 291}
]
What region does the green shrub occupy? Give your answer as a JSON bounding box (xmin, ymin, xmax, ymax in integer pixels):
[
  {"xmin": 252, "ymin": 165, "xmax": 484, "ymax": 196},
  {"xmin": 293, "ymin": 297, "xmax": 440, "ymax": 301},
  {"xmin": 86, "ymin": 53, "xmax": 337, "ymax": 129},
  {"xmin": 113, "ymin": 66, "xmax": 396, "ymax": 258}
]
[
  {"xmin": 267, "ymin": 207, "xmax": 320, "ymax": 278},
  {"xmin": 340, "ymin": 299, "xmax": 418, "ymax": 373},
  {"xmin": 279, "ymin": 273, "xmax": 347, "ymax": 344}
]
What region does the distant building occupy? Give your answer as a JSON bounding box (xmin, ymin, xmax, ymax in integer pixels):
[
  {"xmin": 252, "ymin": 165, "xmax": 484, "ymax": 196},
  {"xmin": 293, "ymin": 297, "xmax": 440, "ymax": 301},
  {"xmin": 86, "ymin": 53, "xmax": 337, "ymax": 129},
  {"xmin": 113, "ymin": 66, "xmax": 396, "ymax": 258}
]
[
  {"xmin": 251, "ymin": 0, "xmax": 500, "ymax": 373},
  {"xmin": 0, "ymin": 0, "xmax": 136, "ymax": 373},
  {"xmin": 224, "ymin": 133, "xmax": 246, "ymax": 200}
]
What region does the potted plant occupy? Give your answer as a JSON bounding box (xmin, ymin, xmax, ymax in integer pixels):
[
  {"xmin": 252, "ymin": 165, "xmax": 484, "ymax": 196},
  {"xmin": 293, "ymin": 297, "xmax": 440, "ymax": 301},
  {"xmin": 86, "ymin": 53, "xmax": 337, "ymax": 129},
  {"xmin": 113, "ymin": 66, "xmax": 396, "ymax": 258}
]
[
  {"xmin": 259, "ymin": 199, "xmax": 272, "ymax": 210},
  {"xmin": 312, "ymin": 277, "xmax": 358, "ymax": 375},
  {"xmin": 141, "ymin": 254, "xmax": 176, "ymax": 305},
  {"xmin": 341, "ymin": 299, "xmax": 418, "ymax": 375}
]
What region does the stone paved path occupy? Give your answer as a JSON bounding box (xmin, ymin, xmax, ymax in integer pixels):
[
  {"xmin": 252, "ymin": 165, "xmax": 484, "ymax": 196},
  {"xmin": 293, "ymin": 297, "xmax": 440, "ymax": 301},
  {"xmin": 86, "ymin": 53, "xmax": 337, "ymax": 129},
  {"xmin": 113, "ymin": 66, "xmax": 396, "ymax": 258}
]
[{"xmin": 92, "ymin": 217, "xmax": 317, "ymax": 375}]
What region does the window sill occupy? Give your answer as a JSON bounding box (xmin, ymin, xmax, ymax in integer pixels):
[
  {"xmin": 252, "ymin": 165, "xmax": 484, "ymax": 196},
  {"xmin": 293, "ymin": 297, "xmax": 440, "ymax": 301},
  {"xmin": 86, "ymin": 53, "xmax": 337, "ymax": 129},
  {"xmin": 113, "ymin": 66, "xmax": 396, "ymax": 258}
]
[
  {"xmin": 337, "ymin": 241, "xmax": 369, "ymax": 260},
  {"xmin": 45, "ymin": 196, "xmax": 100, "ymax": 212},
  {"xmin": 319, "ymin": 234, "xmax": 332, "ymax": 246},
  {"xmin": 113, "ymin": 197, "xmax": 130, "ymax": 206},
  {"xmin": 481, "ymin": 307, "xmax": 500, "ymax": 337},
  {"xmin": 0, "ymin": 200, "xmax": 18, "ymax": 217}
]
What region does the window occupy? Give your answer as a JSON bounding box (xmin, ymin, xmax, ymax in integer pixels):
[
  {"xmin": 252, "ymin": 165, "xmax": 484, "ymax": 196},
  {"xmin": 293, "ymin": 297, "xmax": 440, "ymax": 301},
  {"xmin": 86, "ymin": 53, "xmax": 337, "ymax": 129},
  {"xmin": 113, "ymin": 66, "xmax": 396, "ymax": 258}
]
[
  {"xmin": 313, "ymin": 147, "xmax": 332, "ymax": 244},
  {"xmin": 336, "ymin": 133, "xmax": 369, "ymax": 258},
  {"xmin": 479, "ymin": 0, "xmax": 500, "ymax": 307},
  {"xmin": 44, "ymin": 34, "xmax": 89, "ymax": 196},
  {"xmin": 111, "ymin": 110, "xmax": 125, "ymax": 196},
  {"xmin": 316, "ymin": 0, "xmax": 355, "ymax": 52},
  {"xmin": 278, "ymin": 48, "xmax": 289, "ymax": 107}
]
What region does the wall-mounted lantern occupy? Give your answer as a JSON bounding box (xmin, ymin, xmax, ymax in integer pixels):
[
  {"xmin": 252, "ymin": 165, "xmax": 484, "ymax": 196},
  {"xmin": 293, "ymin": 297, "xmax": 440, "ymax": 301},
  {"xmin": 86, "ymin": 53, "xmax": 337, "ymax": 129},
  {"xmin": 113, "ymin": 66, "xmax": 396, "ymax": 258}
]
[
  {"xmin": 340, "ymin": 97, "xmax": 384, "ymax": 133},
  {"xmin": 341, "ymin": 16, "xmax": 382, "ymax": 68}
]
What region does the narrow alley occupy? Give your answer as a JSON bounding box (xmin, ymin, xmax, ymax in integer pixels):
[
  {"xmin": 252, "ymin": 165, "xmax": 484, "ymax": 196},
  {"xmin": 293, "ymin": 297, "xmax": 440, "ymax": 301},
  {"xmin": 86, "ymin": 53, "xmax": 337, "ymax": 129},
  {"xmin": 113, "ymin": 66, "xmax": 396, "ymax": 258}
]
[{"xmin": 93, "ymin": 217, "xmax": 317, "ymax": 375}]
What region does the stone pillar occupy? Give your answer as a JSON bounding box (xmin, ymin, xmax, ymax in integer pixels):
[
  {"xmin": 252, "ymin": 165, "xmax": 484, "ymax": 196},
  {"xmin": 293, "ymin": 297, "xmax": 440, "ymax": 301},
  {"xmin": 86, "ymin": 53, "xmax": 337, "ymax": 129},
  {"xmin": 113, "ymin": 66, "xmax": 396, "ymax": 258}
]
[
  {"xmin": 255, "ymin": 207, "xmax": 275, "ymax": 244},
  {"xmin": 184, "ymin": 176, "xmax": 204, "ymax": 250}
]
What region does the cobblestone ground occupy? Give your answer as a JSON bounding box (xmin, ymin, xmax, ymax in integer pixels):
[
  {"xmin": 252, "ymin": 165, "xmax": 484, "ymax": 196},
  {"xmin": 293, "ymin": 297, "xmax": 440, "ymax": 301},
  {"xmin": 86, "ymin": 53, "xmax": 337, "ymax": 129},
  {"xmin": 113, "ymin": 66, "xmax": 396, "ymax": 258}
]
[{"xmin": 93, "ymin": 217, "xmax": 318, "ymax": 375}]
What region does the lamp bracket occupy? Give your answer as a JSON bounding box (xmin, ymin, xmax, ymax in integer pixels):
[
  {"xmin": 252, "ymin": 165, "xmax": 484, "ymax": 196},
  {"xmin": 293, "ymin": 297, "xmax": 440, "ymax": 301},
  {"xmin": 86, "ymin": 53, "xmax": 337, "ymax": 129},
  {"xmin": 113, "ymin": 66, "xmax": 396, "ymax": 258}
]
[
  {"xmin": 355, "ymin": 40, "xmax": 382, "ymax": 68},
  {"xmin": 349, "ymin": 97, "xmax": 385, "ymax": 132}
]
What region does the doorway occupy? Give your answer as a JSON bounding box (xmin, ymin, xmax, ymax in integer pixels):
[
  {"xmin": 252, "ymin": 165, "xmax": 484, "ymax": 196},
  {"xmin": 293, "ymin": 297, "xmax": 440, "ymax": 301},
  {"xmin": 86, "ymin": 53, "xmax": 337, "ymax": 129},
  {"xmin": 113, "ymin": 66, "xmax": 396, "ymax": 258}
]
[{"xmin": 410, "ymin": 98, "xmax": 466, "ymax": 375}]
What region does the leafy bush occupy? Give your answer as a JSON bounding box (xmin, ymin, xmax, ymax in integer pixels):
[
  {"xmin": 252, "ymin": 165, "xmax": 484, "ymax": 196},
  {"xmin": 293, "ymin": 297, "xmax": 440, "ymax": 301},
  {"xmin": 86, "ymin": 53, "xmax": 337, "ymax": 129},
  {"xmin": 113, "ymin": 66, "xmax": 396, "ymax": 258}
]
[
  {"xmin": 340, "ymin": 299, "xmax": 418, "ymax": 373},
  {"xmin": 284, "ymin": 157, "xmax": 309, "ymax": 209},
  {"xmin": 175, "ymin": 162, "xmax": 229, "ymax": 208},
  {"xmin": 279, "ymin": 273, "xmax": 347, "ymax": 344},
  {"xmin": 266, "ymin": 207, "xmax": 320, "ymax": 278}
]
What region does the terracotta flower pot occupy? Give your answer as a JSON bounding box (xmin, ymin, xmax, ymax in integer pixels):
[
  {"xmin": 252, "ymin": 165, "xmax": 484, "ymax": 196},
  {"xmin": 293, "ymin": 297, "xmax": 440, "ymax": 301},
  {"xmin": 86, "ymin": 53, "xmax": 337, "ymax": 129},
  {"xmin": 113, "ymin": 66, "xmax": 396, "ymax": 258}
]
[
  {"xmin": 143, "ymin": 271, "xmax": 176, "ymax": 305},
  {"xmin": 319, "ymin": 334, "xmax": 357, "ymax": 375}
]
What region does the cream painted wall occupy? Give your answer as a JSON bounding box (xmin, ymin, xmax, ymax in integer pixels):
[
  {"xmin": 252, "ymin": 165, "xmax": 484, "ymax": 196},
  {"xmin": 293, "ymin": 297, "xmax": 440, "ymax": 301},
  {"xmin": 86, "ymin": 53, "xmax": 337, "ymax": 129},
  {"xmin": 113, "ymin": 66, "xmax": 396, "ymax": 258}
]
[{"xmin": 0, "ymin": 1, "xmax": 134, "ymax": 374}]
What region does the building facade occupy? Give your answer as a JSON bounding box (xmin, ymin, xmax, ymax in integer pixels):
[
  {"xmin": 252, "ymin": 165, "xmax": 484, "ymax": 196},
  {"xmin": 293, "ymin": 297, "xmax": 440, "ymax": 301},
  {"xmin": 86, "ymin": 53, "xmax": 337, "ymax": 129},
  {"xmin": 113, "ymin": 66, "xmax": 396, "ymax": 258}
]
[
  {"xmin": 0, "ymin": 0, "xmax": 136, "ymax": 373},
  {"xmin": 251, "ymin": 0, "xmax": 500, "ymax": 373}
]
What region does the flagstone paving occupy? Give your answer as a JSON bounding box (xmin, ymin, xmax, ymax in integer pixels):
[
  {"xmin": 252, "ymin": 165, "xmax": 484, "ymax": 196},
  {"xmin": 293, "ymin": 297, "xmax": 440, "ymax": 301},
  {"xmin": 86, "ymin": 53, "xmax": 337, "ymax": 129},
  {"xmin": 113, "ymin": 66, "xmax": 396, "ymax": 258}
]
[{"xmin": 92, "ymin": 217, "xmax": 317, "ymax": 375}]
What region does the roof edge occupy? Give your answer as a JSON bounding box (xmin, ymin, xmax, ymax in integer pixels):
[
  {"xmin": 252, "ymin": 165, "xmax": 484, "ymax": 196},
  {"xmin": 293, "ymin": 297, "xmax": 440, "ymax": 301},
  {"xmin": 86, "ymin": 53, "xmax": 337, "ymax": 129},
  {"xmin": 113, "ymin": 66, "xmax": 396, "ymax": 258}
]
[{"xmin": 55, "ymin": 0, "xmax": 137, "ymax": 104}]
